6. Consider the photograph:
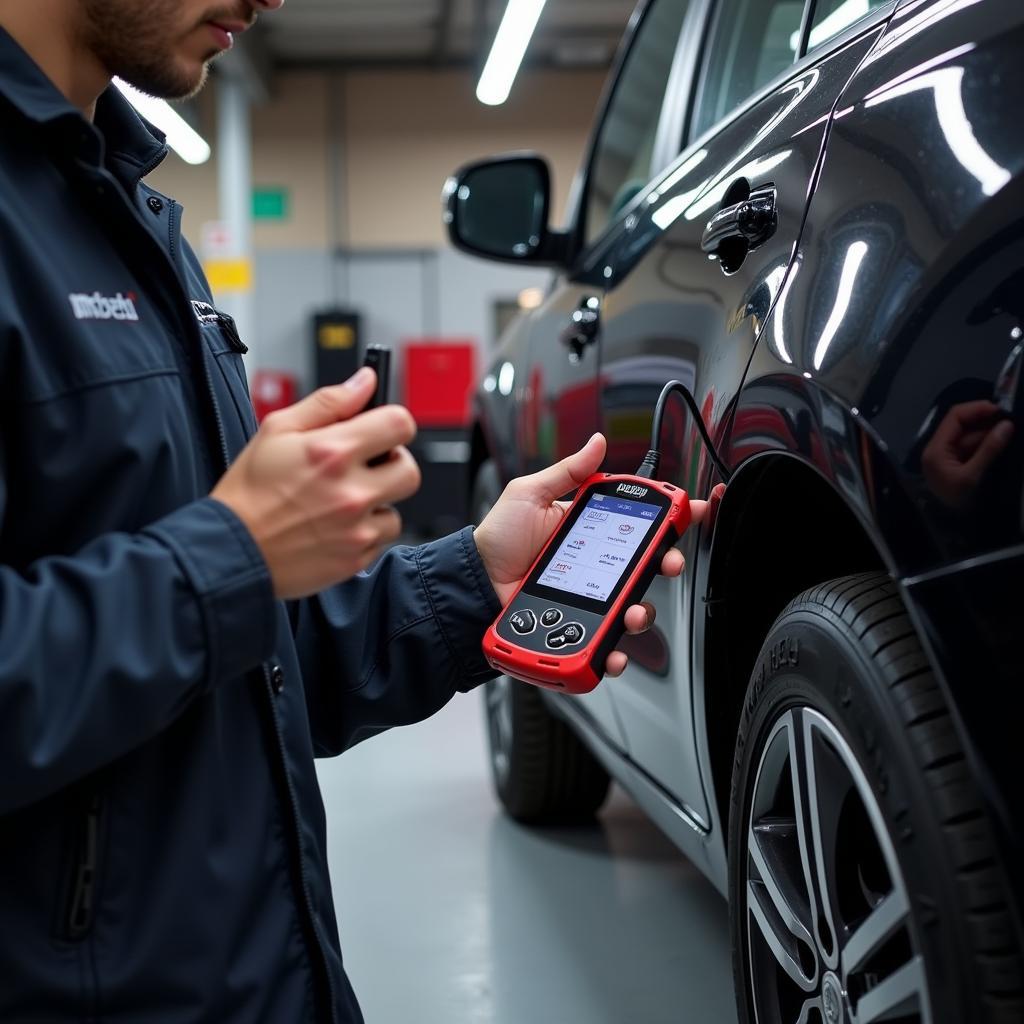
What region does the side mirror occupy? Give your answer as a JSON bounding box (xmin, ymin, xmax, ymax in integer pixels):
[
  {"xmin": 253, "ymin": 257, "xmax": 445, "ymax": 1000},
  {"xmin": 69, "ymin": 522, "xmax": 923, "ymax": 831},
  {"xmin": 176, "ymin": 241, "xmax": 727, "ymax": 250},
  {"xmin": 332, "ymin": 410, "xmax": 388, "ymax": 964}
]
[{"xmin": 442, "ymin": 154, "xmax": 570, "ymax": 267}]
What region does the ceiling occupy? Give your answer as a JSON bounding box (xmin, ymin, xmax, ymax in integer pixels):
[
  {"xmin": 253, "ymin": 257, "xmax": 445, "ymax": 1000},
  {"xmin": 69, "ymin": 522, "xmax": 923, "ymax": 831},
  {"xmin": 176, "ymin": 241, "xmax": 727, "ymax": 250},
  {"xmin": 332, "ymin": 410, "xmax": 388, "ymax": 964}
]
[{"xmin": 259, "ymin": 0, "xmax": 639, "ymax": 68}]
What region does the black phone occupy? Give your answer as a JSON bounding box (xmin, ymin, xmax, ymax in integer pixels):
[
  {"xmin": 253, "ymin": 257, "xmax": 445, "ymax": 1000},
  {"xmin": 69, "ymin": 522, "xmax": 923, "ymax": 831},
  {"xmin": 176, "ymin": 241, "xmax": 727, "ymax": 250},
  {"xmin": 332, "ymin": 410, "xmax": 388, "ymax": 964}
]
[{"xmin": 362, "ymin": 345, "xmax": 391, "ymax": 466}]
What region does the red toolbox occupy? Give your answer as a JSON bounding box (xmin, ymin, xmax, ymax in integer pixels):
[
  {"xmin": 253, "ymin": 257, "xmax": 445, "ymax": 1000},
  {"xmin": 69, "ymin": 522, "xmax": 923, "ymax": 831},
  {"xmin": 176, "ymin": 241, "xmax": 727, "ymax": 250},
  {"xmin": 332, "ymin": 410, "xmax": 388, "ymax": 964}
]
[
  {"xmin": 399, "ymin": 341, "xmax": 476, "ymax": 537},
  {"xmin": 402, "ymin": 341, "xmax": 476, "ymax": 427}
]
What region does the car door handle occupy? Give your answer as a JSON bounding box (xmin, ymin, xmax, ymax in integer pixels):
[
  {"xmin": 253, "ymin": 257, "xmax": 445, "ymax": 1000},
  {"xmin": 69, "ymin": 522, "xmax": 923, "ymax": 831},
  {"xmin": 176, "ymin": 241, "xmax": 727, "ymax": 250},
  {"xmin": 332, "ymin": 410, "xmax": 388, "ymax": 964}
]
[
  {"xmin": 701, "ymin": 183, "xmax": 778, "ymax": 269},
  {"xmin": 560, "ymin": 299, "xmax": 601, "ymax": 361}
]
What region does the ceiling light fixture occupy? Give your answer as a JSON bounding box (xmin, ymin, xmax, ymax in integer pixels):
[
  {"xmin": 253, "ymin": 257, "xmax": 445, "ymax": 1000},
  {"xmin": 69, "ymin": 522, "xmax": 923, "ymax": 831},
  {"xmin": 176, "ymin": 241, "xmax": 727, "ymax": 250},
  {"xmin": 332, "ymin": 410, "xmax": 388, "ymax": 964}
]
[
  {"xmin": 476, "ymin": 0, "xmax": 548, "ymax": 107},
  {"xmin": 114, "ymin": 79, "xmax": 212, "ymax": 165}
]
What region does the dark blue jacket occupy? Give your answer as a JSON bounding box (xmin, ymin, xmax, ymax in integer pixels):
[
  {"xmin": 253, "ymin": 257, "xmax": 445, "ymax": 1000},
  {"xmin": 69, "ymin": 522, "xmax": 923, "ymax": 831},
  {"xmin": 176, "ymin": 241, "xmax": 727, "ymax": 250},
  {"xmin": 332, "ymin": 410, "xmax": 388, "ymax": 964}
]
[{"xmin": 0, "ymin": 30, "xmax": 500, "ymax": 1022}]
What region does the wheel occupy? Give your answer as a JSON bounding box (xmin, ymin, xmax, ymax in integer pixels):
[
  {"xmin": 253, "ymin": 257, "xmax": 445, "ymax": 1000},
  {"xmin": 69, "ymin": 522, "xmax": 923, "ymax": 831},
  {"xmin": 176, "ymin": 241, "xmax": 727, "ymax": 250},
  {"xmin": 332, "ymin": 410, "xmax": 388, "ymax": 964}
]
[
  {"xmin": 729, "ymin": 572, "xmax": 1024, "ymax": 1024},
  {"xmin": 482, "ymin": 676, "xmax": 611, "ymax": 823},
  {"xmin": 473, "ymin": 459, "xmax": 611, "ymax": 824}
]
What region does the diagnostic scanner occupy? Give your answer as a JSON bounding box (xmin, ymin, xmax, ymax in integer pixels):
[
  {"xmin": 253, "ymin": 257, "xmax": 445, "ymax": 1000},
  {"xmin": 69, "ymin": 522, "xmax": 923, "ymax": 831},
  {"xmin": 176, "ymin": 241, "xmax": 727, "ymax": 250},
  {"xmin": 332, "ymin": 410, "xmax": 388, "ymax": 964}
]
[
  {"xmin": 483, "ymin": 473, "xmax": 690, "ymax": 693},
  {"xmin": 483, "ymin": 379, "xmax": 732, "ymax": 693}
]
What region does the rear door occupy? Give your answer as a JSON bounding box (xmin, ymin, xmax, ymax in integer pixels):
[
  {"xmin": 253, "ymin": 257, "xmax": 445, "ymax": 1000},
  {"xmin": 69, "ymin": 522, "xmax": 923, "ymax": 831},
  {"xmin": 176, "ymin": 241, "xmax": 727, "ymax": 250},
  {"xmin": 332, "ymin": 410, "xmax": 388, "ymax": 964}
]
[
  {"xmin": 598, "ymin": 0, "xmax": 896, "ymax": 819},
  {"xmin": 518, "ymin": 0, "xmax": 700, "ymax": 747}
]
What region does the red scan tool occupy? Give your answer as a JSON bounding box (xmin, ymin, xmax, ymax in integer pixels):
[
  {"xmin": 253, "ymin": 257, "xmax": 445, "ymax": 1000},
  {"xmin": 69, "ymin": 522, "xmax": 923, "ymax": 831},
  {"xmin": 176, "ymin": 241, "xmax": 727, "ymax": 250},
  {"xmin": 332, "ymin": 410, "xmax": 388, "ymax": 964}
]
[{"xmin": 483, "ymin": 472, "xmax": 691, "ymax": 694}]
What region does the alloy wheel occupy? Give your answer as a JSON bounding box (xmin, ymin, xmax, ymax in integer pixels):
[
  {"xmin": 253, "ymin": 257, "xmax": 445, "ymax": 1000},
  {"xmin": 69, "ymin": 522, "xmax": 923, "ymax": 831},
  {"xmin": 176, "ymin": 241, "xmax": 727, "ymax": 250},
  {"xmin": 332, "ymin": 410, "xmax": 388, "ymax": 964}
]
[{"xmin": 745, "ymin": 707, "xmax": 932, "ymax": 1024}]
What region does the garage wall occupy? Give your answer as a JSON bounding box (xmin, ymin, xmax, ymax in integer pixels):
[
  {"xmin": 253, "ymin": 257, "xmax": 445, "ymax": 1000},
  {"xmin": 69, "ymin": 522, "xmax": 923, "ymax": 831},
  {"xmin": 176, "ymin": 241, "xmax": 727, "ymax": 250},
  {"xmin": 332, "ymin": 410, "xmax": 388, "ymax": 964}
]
[
  {"xmin": 148, "ymin": 67, "xmax": 604, "ymax": 388},
  {"xmin": 151, "ymin": 67, "xmax": 605, "ymax": 247},
  {"xmin": 251, "ymin": 248, "xmax": 549, "ymax": 389},
  {"xmin": 342, "ymin": 69, "xmax": 605, "ymax": 245}
]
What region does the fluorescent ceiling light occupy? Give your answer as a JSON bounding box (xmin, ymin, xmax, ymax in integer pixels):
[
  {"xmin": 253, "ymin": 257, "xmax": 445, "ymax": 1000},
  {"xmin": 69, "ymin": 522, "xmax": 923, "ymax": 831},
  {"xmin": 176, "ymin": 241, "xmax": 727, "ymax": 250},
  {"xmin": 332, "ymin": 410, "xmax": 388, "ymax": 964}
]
[
  {"xmin": 114, "ymin": 78, "xmax": 212, "ymax": 165},
  {"xmin": 808, "ymin": 0, "xmax": 869, "ymax": 49},
  {"xmin": 790, "ymin": 0, "xmax": 869, "ymax": 52},
  {"xmin": 476, "ymin": 0, "xmax": 548, "ymax": 106}
]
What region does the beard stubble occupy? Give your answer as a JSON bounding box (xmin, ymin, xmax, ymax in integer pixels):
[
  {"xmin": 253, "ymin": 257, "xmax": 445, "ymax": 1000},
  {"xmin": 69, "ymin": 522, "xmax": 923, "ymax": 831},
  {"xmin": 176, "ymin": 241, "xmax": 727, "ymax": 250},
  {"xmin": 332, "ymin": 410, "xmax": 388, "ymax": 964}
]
[{"xmin": 78, "ymin": 0, "xmax": 220, "ymax": 99}]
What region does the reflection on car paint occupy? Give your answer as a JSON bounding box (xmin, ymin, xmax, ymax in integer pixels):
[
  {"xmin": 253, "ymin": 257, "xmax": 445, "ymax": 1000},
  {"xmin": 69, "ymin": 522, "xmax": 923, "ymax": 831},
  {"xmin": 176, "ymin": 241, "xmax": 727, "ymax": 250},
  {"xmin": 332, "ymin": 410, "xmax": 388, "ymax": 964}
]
[{"xmin": 467, "ymin": 0, "xmax": 1024, "ymax": 916}]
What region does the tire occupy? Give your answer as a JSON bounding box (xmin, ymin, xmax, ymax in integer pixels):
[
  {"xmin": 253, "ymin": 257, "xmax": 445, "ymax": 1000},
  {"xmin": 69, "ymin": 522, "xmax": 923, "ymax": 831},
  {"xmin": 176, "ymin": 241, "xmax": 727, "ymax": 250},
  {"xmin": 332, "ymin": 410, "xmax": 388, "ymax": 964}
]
[
  {"xmin": 473, "ymin": 459, "xmax": 611, "ymax": 824},
  {"xmin": 728, "ymin": 572, "xmax": 1024, "ymax": 1024}
]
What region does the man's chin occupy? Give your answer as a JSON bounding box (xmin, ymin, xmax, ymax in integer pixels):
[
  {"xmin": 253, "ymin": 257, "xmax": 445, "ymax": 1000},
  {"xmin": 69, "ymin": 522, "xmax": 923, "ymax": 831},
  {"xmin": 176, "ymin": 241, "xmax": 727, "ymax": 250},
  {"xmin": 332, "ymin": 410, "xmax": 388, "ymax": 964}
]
[
  {"xmin": 166, "ymin": 57, "xmax": 213, "ymax": 99},
  {"xmin": 179, "ymin": 62, "xmax": 212, "ymax": 99},
  {"xmin": 125, "ymin": 50, "xmax": 218, "ymax": 100}
]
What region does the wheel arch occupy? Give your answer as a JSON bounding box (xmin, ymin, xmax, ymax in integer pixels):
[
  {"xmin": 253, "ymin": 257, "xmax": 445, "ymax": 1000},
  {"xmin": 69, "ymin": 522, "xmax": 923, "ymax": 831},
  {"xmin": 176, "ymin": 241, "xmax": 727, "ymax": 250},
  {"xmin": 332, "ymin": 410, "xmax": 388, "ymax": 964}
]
[{"xmin": 698, "ymin": 451, "xmax": 891, "ymax": 838}]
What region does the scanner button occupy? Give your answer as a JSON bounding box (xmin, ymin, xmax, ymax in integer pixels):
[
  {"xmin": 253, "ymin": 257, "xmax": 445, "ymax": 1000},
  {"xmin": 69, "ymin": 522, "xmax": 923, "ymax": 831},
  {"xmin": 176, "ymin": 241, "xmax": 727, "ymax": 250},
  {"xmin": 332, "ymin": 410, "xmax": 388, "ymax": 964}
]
[
  {"xmin": 509, "ymin": 609, "xmax": 537, "ymax": 635},
  {"xmin": 546, "ymin": 622, "xmax": 586, "ymax": 649},
  {"xmin": 540, "ymin": 608, "xmax": 563, "ymax": 628}
]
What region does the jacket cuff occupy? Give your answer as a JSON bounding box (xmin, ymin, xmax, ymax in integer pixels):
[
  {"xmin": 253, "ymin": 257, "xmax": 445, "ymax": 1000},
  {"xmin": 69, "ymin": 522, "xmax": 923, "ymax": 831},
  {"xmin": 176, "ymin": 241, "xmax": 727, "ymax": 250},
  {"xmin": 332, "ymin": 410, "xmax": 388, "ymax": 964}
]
[
  {"xmin": 145, "ymin": 498, "xmax": 277, "ymax": 688},
  {"xmin": 414, "ymin": 526, "xmax": 502, "ymax": 691}
]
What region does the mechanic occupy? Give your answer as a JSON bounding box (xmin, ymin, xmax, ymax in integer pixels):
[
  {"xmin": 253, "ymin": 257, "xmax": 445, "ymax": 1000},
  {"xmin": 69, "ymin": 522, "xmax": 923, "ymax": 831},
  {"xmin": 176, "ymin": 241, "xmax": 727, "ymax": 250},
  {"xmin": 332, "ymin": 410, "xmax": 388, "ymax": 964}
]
[{"xmin": 0, "ymin": 1, "xmax": 713, "ymax": 1020}]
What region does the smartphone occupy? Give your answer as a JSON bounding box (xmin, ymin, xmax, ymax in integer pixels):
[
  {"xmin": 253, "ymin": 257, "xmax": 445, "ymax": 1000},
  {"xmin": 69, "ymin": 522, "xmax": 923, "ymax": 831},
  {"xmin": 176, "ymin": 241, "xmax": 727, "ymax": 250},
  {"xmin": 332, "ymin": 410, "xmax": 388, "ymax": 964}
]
[{"xmin": 362, "ymin": 345, "xmax": 391, "ymax": 466}]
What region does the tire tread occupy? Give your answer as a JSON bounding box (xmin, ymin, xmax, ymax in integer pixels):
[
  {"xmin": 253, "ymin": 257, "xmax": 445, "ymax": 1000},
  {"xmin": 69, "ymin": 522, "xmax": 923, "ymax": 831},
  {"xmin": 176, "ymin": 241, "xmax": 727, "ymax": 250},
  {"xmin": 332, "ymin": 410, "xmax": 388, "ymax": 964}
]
[{"xmin": 776, "ymin": 572, "xmax": 1024, "ymax": 1015}]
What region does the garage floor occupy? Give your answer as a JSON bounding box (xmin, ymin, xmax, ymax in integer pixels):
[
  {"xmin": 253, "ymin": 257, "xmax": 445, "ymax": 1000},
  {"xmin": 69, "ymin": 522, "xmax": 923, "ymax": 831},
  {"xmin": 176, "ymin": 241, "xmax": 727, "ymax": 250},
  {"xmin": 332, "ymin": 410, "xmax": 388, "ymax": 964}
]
[{"xmin": 317, "ymin": 691, "xmax": 738, "ymax": 1024}]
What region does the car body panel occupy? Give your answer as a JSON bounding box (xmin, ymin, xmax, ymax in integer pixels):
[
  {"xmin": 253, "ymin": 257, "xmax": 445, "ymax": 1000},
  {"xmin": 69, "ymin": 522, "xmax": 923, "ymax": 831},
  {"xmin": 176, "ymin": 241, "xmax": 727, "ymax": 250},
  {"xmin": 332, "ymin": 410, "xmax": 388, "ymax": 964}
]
[
  {"xmin": 732, "ymin": 0, "xmax": 1024, "ymax": 881},
  {"xmin": 465, "ymin": 0, "xmax": 1023, "ymax": 918},
  {"xmin": 488, "ymin": 0, "xmax": 711, "ymax": 752},
  {"xmin": 519, "ymin": 284, "xmax": 638, "ymax": 745},
  {"xmin": 591, "ymin": 22, "xmax": 886, "ymax": 816}
]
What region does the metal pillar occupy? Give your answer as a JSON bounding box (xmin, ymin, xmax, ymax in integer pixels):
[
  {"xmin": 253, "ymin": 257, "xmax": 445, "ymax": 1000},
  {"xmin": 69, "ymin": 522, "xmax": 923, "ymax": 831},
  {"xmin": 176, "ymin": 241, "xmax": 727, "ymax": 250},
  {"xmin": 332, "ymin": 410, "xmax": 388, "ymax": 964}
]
[{"xmin": 215, "ymin": 75, "xmax": 256, "ymax": 365}]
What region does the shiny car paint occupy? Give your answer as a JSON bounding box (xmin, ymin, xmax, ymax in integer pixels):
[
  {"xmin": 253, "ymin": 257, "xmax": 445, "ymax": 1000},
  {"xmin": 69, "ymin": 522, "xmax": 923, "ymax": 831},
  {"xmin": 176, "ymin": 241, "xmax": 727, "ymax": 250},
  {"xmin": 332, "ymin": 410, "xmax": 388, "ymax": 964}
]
[{"xmin": 467, "ymin": 0, "xmax": 1022, "ymax": 914}]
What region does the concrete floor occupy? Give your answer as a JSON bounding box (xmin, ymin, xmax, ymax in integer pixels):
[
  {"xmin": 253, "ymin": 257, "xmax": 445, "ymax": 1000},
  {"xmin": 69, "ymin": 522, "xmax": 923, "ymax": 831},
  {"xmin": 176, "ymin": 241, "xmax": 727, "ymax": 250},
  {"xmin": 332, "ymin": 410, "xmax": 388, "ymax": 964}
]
[{"xmin": 316, "ymin": 692, "xmax": 738, "ymax": 1024}]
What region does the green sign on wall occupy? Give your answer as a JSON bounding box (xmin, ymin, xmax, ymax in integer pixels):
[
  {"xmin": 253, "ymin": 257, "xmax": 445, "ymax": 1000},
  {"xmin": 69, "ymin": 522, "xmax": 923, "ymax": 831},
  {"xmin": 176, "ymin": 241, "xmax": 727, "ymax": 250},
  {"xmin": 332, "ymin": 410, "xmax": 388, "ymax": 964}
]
[{"xmin": 252, "ymin": 187, "xmax": 289, "ymax": 221}]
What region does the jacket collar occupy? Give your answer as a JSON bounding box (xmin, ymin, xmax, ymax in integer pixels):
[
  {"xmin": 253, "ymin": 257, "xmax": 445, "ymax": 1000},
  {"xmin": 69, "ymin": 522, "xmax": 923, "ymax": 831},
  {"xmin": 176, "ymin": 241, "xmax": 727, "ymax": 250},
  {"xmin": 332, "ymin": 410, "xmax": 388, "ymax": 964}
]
[{"xmin": 0, "ymin": 25, "xmax": 168, "ymax": 187}]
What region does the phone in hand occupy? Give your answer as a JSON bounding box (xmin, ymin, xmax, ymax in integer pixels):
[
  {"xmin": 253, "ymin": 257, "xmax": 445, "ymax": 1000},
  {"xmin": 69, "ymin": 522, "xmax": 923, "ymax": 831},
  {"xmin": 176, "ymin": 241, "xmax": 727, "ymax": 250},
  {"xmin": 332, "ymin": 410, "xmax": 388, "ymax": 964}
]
[{"xmin": 362, "ymin": 345, "xmax": 391, "ymax": 466}]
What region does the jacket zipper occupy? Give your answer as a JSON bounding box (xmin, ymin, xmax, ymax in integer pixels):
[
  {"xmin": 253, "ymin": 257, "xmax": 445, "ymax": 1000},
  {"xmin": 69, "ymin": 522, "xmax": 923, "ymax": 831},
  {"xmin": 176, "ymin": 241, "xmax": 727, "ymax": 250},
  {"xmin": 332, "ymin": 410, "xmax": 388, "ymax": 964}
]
[
  {"xmin": 164, "ymin": 201, "xmax": 232, "ymax": 473},
  {"xmin": 260, "ymin": 666, "xmax": 339, "ymax": 1023},
  {"xmin": 217, "ymin": 312, "xmax": 249, "ymax": 354},
  {"xmin": 64, "ymin": 793, "xmax": 102, "ymax": 941}
]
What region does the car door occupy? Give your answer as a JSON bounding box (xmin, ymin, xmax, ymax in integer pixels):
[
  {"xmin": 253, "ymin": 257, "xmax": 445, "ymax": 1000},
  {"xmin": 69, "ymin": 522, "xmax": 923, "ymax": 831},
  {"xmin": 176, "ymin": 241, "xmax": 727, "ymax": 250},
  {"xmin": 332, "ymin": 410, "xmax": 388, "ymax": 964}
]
[
  {"xmin": 517, "ymin": 0, "xmax": 700, "ymax": 747},
  {"xmin": 517, "ymin": 0, "xmax": 698, "ymax": 478},
  {"xmin": 596, "ymin": 0, "xmax": 897, "ymax": 820}
]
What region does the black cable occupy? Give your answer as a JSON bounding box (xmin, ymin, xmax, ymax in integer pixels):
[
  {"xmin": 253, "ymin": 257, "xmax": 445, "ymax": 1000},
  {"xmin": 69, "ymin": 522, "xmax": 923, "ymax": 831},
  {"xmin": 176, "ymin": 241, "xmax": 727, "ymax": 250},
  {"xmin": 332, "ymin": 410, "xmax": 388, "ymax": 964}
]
[{"xmin": 634, "ymin": 380, "xmax": 732, "ymax": 484}]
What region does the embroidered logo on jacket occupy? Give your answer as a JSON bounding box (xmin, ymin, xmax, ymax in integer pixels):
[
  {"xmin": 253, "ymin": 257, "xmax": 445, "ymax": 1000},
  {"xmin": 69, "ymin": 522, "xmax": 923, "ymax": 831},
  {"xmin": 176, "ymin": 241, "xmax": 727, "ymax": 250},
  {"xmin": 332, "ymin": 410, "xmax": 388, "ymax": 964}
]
[
  {"xmin": 68, "ymin": 291, "xmax": 140, "ymax": 322},
  {"xmin": 191, "ymin": 300, "xmax": 220, "ymax": 325}
]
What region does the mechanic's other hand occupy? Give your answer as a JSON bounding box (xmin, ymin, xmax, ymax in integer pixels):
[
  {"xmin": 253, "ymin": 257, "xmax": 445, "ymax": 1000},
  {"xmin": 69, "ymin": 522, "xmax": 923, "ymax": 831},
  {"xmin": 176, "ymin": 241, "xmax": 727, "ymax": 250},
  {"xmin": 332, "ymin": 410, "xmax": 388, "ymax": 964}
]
[
  {"xmin": 211, "ymin": 368, "xmax": 421, "ymax": 599},
  {"xmin": 474, "ymin": 434, "xmax": 719, "ymax": 678},
  {"xmin": 921, "ymin": 400, "xmax": 1013, "ymax": 509}
]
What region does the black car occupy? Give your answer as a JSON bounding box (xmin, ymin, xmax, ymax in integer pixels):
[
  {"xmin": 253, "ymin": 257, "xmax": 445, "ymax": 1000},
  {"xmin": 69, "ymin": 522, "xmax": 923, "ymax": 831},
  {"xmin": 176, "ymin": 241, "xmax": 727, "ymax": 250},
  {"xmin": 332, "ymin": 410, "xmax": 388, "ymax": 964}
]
[{"xmin": 444, "ymin": 0, "xmax": 1024, "ymax": 1021}]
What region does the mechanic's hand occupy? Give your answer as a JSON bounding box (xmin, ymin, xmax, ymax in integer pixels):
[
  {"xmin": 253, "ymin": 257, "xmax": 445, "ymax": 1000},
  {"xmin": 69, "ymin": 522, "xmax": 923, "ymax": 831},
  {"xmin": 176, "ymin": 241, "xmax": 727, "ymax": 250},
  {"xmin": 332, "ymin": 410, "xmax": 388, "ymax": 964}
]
[
  {"xmin": 474, "ymin": 433, "xmax": 717, "ymax": 678},
  {"xmin": 211, "ymin": 368, "xmax": 421, "ymax": 599},
  {"xmin": 921, "ymin": 400, "xmax": 1014, "ymax": 509}
]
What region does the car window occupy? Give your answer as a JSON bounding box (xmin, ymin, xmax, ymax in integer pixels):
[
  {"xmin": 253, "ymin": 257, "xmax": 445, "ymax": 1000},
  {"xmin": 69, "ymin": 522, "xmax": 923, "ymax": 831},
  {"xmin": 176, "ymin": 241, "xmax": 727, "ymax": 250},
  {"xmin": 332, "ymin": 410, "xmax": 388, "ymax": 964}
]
[
  {"xmin": 691, "ymin": 0, "xmax": 804, "ymax": 140},
  {"xmin": 807, "ymin": 0, "xmax": 889, "ymax": 50},
  {"xmin": 584, "ymin": 0, "xmax": 692, "ymax": 246}
]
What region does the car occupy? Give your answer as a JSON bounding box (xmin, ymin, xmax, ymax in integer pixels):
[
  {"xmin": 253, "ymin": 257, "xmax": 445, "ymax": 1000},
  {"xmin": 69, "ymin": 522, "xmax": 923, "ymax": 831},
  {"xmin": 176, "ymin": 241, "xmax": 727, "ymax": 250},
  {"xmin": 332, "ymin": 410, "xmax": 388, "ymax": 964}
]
[{"xmin": 443, "ymin": 0, "xmax": 1024, "ymax": 1021}]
